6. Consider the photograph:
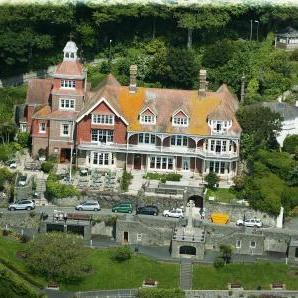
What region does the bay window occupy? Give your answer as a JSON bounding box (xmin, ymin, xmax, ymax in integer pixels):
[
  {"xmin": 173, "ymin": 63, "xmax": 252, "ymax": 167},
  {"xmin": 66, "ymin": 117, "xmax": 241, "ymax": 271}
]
[
  {"xmin": 92, "ymin": 152, "xmax": 114, "ymax": 166},
  {"xmin": 149, "ymin": 156, "xmax": 174, "ymax": 170}
]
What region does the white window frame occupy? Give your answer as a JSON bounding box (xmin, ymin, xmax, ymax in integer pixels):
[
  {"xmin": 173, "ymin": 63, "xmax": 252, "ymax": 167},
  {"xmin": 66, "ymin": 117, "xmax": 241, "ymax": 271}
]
[
  {"xmin": 250, "ymin": 241, "xmax": 256, "ymax": 248},
  {"xmin": 149, "ymin": 156, "xmax": 174, "ymax": 171},
  {"xmin": 92, "ymin": 114, "xmax": 114, "ymax": 125},
  {"xmin": 137, "ymin": 233, "xmax": 142, "ymax": 241},
  {"xmin": 170, "ymin": 135, "xmax": 188, "ymax": 147},
  {"xmin": 91, "ymin": 129, "xmax": 114, "ymax": 143},
  {"xmin": 236, "ymin": 240, "xmax": 241, "ymax": 249},
  {"xmin": 172, "ymin": 116, "xmax": 188, "ymax": 127},
  {"xmin": 60, "ymin": 80, "xmax": 76, "ymax": 89},
  {"xmin": 138, "ymin": 133, "xmax": 156, "ymax": 145},
  {"xmin": 140, "ymin": 114, "xmax": 156, "ymax": 125},
  {"xmin": 91, "ymin": 152, "xmax": 114, "ymax": 166},
  {"xmin": 39, "ymin": 122, "xmax": 46, "ymax": 133},
  {"xmin": 59, "ymin": 98, "xmax": 75, "ymax": 110},
  {"xmin": 60, "ymin": 123, "xmax": 70, "ymax": 137}
]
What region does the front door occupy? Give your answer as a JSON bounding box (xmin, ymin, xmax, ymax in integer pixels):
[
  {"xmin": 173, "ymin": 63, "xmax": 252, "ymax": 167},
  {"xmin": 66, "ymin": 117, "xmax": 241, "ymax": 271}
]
[
  {"xmin": 182, "ymin": 157, "xmax": 190, "ymax": 171},
  {"xmin": 124, "ymin": 231, "xmax": 128, "ymax": 243},
  {"xmin": 60, "ymin": 148, "xmax": 71, "ymax": 163},
  {"xmin": 133, "ymin": 154, "xmax": 142, "ymax": 170}
]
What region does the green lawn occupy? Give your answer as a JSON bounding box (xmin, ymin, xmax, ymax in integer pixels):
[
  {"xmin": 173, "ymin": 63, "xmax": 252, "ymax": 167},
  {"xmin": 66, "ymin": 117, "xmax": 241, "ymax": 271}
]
[
  {"xmin": 206, "ymin": 188, "xmax": 237, "ymax": 203},
  {"xmin": 193, "ymin": 262, "xmax": 298, "ymax": 290},
  {"xmin": 62, "ymin": 248, "xmax": 179, "ymax": 291}
]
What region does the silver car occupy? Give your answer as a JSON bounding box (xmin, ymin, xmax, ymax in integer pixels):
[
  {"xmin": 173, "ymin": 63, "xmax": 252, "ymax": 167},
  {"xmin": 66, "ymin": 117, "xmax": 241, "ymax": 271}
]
[
  {"xmin": 75, "ymin": 201, "xmax": 100, "ymax": 211},
  {"xmin": 8, "ymin": 200, "xmax": 35, "ymax": 211}
]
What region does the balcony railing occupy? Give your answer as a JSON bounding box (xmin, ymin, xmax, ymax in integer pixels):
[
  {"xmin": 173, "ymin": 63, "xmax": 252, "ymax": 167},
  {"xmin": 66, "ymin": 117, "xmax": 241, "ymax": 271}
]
[
  {"xmin": 77, "ymin": 142, "xmax": 239, "ymax": 159},
  {"xmin": 77, "ymin": 141, "xmax": 238, "ymax": 159}
]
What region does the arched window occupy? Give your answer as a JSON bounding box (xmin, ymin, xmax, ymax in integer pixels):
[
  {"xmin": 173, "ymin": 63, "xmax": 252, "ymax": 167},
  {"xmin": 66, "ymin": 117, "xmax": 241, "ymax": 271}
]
[
  {"xmin": 65, "ymin": 52, "xmax": 69, "ymax": 58},
  {"xmin": 70, "ymin": 52, "xmax": 74, "ymax": 58}
]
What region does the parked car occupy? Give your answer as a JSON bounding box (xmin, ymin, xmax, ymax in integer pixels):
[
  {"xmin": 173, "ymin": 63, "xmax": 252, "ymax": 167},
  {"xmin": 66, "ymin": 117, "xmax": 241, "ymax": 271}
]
[
  {"xmin": 75, "ymin": 201, "xmax": 100, "ymax": 211},
  {"xmin": 112, "ymin": 202, "xmax": 133, "ymax": 213},
  {"xmin": 8, "ymin": 200, "xmax": 35, "ymax": 211},
  {"xmin": 137, "ymin": 205, "xmax": 159, "ymax": 216},
  {"xmin": 18, "ymin": 175, "xmax": 27, "ymax": 186},
  {"xmin": 236, "ymin": 218, "xmax": 263, "ymax": 228},
  {"xmin": 163, "ymin": 208, "xmax": 184, "ymax": 218}
]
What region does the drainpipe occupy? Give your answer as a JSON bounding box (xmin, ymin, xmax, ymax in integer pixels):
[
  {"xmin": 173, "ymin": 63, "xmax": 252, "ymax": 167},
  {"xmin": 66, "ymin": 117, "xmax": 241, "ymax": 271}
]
[{"xmin": 69, "ymin": 120, "xmax": 75, "ymax": 181}]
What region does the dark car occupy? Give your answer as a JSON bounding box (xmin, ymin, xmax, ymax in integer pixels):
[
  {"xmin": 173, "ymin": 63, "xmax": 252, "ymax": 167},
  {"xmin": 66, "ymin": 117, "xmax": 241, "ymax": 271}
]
[{"xmin": 137, "ymin": 205, "xmax": 159, "ymax": 216}]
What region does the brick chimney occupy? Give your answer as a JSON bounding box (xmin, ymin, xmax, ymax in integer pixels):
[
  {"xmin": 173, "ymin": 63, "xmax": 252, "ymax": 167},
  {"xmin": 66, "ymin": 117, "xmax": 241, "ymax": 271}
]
[
  {"xmin": 129, "ymin": 65, "xmax": 138, "ymax": 93},
  {"xmin": 199, "ymin": 69, "xmax": 207, "ymax": 96}
]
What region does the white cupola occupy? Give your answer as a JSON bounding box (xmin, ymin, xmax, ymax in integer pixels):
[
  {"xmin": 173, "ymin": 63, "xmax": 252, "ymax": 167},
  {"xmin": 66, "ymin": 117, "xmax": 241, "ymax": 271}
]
[{"xmin": 63, "ymin": 40, "xmax": 78, "ymax": 61}]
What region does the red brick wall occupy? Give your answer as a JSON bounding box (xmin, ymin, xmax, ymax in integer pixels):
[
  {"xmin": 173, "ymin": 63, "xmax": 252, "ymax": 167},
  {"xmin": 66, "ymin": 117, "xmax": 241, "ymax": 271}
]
[
  {"xmin": 26, "ymin": 106, "xmax": 35, "ymax": 131},
  {"xmin": 76, "ymin": 101, "xmax": 127, "ymax": 144},
  {"xmin": 31, "ymin": 119, "xmax": 49, "ymax": 138}
]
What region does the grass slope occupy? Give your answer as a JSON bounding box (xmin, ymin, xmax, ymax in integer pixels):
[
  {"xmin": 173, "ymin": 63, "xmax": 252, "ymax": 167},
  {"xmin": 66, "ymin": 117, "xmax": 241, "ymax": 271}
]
[
  {"xmin": 62, "ymin": 248, "xmax": 179, "ymax": 291},
  {"xmin": 193, "ymin": 262, "xmax": 298, "ymax": 290}
]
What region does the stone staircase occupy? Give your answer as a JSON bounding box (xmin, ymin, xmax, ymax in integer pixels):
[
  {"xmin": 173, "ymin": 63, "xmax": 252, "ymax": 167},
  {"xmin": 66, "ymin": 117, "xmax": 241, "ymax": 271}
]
[
  {"xmin": 34, "ymin": 178, "xmax": 48, "ymax": 206},
  {"xmin": 180, "ymin": 259, "xmax": 193, "ymax": 290}
]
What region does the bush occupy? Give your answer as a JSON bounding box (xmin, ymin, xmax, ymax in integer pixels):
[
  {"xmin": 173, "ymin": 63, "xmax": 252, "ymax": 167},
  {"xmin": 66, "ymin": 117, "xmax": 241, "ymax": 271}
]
[
  {"xmin": 144, "ymin": 172, "xmax": 181, "ymax": 182},
  {"xmin": 120, "ymin": 170, "xmax": 133, "ymax": 192},
  {"xmin": 112, "ymin": 245, "xmax": 132, "ymax": 262},
  {"xmin": 25, "ymin": 232, "xmax": 91, "ymax": 282},
  {"xmin": 213, "ymin": 257, "xmax": 225, "ymax": 269},
  {"xmin": 137, "ymin": 288, "xmax": 184, "ymax": 298},
  {"xmin": 205, "ymin": 172, "xmax": 220, "ymax": 190},
  {"xmin": 41, "ymin": 161, "xmax": 55, "ymax": 173},
  {"xmin": 283, "ymin": 135, "xmax": 298, "ymax": 155},
  {"xmin": 16, "ymin": 132, "xmax": 30, "ymax": 148},
  {"xmin": 45, "ymin": 173, "xmax": 80, "ymax": 200},
  {"xmin": 38, "ymin": 148, "xmax": 47, "ymax": 158}
]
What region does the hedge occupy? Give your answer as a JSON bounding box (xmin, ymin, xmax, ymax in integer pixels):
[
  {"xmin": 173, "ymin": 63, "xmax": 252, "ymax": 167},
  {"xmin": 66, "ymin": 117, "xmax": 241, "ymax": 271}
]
[{"xmin": 137, "ymin": 288, "xmax": 185, "ymax": 298}]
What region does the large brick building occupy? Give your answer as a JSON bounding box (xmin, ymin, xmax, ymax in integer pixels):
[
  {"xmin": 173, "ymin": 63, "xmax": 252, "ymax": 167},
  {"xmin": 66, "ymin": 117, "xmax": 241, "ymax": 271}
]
[{"xmin": 22, "ymin": 40, "xmax": 242, "ymax": 179}]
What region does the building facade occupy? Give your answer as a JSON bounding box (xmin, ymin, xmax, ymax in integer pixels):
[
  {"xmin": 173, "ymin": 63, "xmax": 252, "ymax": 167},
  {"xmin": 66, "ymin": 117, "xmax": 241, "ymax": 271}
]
[
  {"xmin": 275, "ymin": 27, "xmax": 298, "ymax": 51},
  {"xmin": 22, "ymin": 41, "xmax": 242, "ymax": 179}
]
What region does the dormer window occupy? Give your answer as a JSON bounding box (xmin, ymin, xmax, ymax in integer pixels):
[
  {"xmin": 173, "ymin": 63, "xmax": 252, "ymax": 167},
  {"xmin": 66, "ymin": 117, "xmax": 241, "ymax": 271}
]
[
  {"xmin": 61, "ymin": 80, "xmax": 76, "ymax": 88},
  {"xmin": 140, "ymin": 115, "xmax": 156, "ymax": 124},
  {"xmin": 139, "ymin": 107, "xmax": 156, "ymax": 125},
  {"xmin": 209, "ymin": 120, "xmax": 232, "ymax": 135},
  {"xmin": 172, "ymin": 109, "xmax": 189, "ymax": 127}
]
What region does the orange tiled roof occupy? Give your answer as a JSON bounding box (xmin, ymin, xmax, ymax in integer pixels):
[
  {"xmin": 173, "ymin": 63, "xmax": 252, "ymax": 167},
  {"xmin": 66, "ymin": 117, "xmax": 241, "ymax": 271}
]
[{"xmin": 80, "ymin": 74, "xmax": 241, "ymax": 136}]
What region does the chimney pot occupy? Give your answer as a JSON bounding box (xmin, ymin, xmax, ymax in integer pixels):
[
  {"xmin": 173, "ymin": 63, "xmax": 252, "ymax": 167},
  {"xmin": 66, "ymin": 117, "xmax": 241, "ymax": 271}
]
[{"xmin": 129, "ymin": 65, "xmax": 137, "ymax": 93}]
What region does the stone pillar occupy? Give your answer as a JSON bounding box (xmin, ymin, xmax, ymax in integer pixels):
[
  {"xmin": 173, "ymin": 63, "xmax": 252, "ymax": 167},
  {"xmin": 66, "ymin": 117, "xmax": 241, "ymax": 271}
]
[{"xmin": 198, "ymin": 69, "xmax": 207, "ymax": 97}]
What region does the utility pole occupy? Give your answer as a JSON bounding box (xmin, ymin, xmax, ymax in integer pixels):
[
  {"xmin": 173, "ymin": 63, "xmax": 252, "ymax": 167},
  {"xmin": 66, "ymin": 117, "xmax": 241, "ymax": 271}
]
[
  {"xmin": 109, "ymin": 39, "xmax": 112, "ymax": 63},
  {"xmin": 254, "ymin": 20, "xmax": 259, "ymax": 41},
  {"xmin": 250, "ymin": 20, "xmax": 253, "ymax": 41}
]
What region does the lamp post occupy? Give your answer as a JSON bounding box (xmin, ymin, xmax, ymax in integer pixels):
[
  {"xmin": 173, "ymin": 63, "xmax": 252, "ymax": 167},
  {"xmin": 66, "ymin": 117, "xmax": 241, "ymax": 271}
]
[
  {"xmin": 109, "ymin": 39, "xmax": 112, "ymax": 63},
  {"xmin": 254, "ymin": 20, "xmax": 259, "ymax": 41},
  {"xmin": 250, "ymin": 19, "xmax": 253, "ymax": 41}
]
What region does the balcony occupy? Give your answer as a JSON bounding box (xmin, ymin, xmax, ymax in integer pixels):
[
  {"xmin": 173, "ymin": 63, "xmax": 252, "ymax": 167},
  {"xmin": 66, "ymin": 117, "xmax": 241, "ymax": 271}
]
[{"xmin": 78, "ymin": 141, "xmax": 238, "ymax": 160}]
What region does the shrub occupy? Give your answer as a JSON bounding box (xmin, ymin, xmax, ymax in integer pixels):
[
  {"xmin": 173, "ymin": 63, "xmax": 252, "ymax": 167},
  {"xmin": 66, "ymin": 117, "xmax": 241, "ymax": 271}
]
[
  {"xmin": 121, "ymin": 170, "xmax": 133, "ymax": 192},
  {"xmin": 38, "ymin": 148, "xmax": 47, "ymax": 157},
  {"xmin": 283, "ymin": 135, "xmax": 298, "ymax": 156},
  {"xmin": 16, "ymin": 132, "xmax": 30, "ymax": 148},
  {"xmin": 112, "ymin": 245, "xmax": 132, "ymax": 262},
  {"xmin": 45, "ymin": 173, "xmax": 80, "ymax": 200},
  {"xmin": 137, "ymin": 288, "xmax": 184, "ymax": 298},
  {"xmin": 41, "ymin": 161, "xmax": 55, "ymax": 173},
  {"xmin": 144, "ymin": 172, "xmax": 181, "ymax": 182},
  {"xmin": 205, "ymin": 172, "xmax": 220, "ymax": 190},
  {"xmin": 213, "ymin": 257, "xmax": 225, "ymax": 268}
]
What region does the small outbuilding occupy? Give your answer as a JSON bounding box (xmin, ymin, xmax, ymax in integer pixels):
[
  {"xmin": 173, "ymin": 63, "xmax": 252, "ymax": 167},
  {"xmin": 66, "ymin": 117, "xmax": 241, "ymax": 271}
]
[{"xmin": 275, "ymin": 27, "xmax": 298, "ymax": 51}]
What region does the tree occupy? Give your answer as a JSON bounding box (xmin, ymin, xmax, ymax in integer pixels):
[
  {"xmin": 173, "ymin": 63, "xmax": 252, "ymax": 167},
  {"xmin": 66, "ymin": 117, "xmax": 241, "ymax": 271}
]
[
  {"xmin": 219, "ymin": 244, "xmax": 233, "ymax": 264},
  {"xmin": 287, "ymin": 166, "xmax": 298, "ymax": 186},
  {"xmin": 25, "ymin": 232, "xmax": 91, "ymax": 282},
  {"xmin": 205, "ymin": 172, "xmax": 219, "ymax": 190},
  {"xmin": 236, "ymin": 106, "xmax": 282, "ymax": 148},
  {"xmin": 167, "ymin": 48, "xmax": 198, "ymax": 89},
  {"xmin": 283, "ymin": 135, "xmax": 298, "ymax": 155}
]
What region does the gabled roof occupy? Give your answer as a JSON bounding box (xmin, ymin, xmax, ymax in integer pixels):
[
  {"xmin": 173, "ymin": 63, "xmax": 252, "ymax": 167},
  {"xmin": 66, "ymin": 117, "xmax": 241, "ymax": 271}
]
[
  {"xmin": 26, "ymin": 79, "xmax": 53, "ymax": 105},
  {"xmin": 76, "ymin": 74, "xmax": 128, "ymax": 125},
  {"xmin": 172, "ymin": 106, "xmax": 190, "ymax": 118},
  {"xmin": 139, "ymin": 105, "xmax": 158, "ymax": 116}
]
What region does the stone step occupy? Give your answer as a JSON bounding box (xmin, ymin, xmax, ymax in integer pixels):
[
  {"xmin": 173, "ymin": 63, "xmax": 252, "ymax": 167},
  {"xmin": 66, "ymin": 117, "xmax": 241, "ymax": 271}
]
[{"xmin": 180, "ymin": 261, "xmax": 193, "ymax": 290}]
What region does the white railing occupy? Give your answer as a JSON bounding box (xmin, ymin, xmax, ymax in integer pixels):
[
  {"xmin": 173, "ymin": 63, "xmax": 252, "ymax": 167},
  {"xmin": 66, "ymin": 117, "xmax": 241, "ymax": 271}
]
[{"xmin": 78, "ymin": 141, "xmax": 238, "ymax": 159}]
